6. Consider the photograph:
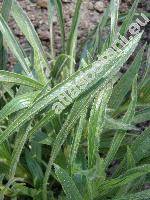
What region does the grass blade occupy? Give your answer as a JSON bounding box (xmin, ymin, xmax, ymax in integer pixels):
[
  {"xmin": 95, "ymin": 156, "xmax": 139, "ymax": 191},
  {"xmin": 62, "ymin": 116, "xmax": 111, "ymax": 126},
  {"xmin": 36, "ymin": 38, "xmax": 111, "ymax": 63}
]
[
  {"xmin": 110, "ymin": 0, "xmax": 120, "ymax": 40},
  {"xmin": 11, "ymin": 0, "xmax": 48, "ymax": 84},
  {"xmin": 109, "ymin": 46, "xmax": 144, "ymax": 110},
  {"xmin": 88, "ymin": 84, "xmax": 113, "ymax": 168},
  {"xmin": 54, "ymin": 0, "xmax": 65, "ymax": 51},
  {"xmin": 54, "ymin": 164, "xmax": 83, "ymax": 200},
  {"xmin": 120, "ymin": 0, "xmax": 140, "ymax": 35},
  {"xmin": 0, "ymin": 70, "xmax": 43, "ymax": 89},
  {"xmin": 95, "ymin": 164, "xmax": 150, "ymax": 198},
  {"xmin": 9, "ymin": 124, "xmax": 31, "ymax": 179},
  {"xmin": 66, "ymin": 0, "xmax": 82, "ymax": 74},
  {"xmin": 69, "ymin": 113, "xmax": 86, "ymax": 173},
  {"xmin": 43, "ymin": 91, "xmax": 95, "ymax": 200},
  {"xmin": 113, "ymin": 128, "xmax": 150, "ymax": 177},
  {"xmin": 0, "ymin": 15, "xmax": 32, "ymax": 76},
  {"xmin": 105, "ymin": 117, "xmax": 138, "ymax": 131},
  {"xmin": 0, "ymin": 0, "xmax": 12, "ymax": 70},
  {"xmin": 126, "ymin": 146, "xmax": 136, "ymax": 170},
  {"xmin": 48, "ymin": 0, "xmax": 55, "ymax": 58},
  {"xmin": 105, "ymin": 75, "xmax": 138, "ymax": 169},
  {"xmin": 0, "ymin": 92, "xmax": 39, "ymax": 122}
]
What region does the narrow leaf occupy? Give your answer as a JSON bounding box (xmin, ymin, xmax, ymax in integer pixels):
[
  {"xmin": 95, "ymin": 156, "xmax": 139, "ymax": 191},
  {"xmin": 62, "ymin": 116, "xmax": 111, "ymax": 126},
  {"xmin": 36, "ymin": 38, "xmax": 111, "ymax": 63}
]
[
  {"xmin": 54, "ymin": 164, "xmax": 82, "ymax": 200},
  {"xmin": 88, "ymin": 84, "xmax": 112, "ymax": 168},
  {"xmin": 11, "ymin": 0, "xmax": 47, "ymax": 84},
  {"xmin": 0, "ymin": 15, "xmax": 31, "ymax": 75},
  {"xmin": 105, "ymin": 75, "xmax": 137, "ymax": 168},
  {"xmin": 0, "ymin": 70, "xmax": 43, "ymax": 89}
]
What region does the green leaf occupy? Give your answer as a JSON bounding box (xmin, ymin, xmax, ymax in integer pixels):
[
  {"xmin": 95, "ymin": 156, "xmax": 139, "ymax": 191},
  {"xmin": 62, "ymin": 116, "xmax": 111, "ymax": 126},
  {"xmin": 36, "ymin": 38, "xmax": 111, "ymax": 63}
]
[
  {"xmin": 109, "ymin": 46, "xmax": 144, "ymax": 110},
  {"xmin": 95, "ymin": 164, "xmax": 150, "ymax": 198},
  {"xmin": 105, "ymin": 117, "xmax": 138, "ymax": 131},
  {"xmin": 113, "ymin": 128, "xmax": 150, "ymax": 177},
  {"xmin": 0, "ymin": 33, "xmax": 142, "ymax": 147},
  {"xmin": 69, "ymin": 113, "xmax": 86, "ymax": 172},
  {"xmin": 25, "ymin": 149, "xmax": 43, "ymax": 188},
  {"xmin": 140, "ymin": 46, "xmax": 150, "ymax": 88},
  {"xmin": 105, "ymin": 75, "xmax": 138, "ymax": 169},
  {"xmin": 66, "ymin": 0, "xmax": 82, "ymax": 74},
  {"xmin": 43, "ymin": 89, "xmax": 96, "ymax": 200},
  {"xmin": 120, "ymin": 0, "xmax": 140, "ymax": 35},
  {"xmin": 1, "ymin": 182, "xmax": 40, "ymax": 198},
  {"xmin": 9, "ymin": 124, "xmax": 31, "ymax": 179},
  {"xmin": 54, "ymin": 164, "xmax": 83, "ymax": 200},
  {"xmin": 28, "ymin": 110, "xmax": 55, "ymax": 140},
  {"xmin": 0, "ymin": 0, "xmax": 12, "ymax": 70},
  {"xmin": 131, "ymin": 127, "xmax": 150, "ymax": 163},
  {"xmin": 48, "ymin": 0, "xmax": 55, "ymax": 58},
  {"xmin": 126, "ymin": 146, "xmax": 136, "ymax": 170},
  {"xmin": 1, "ymin": 0, "xmax": 12, "ymax": 21},
  {"xmin": 0, "ymin": 70, "xmax": 43, "ymax": 89},
  {"xmin": 11, "ymin": 0, "xmax": 48, "ymax": 84},
  {"xmin": 92, "ymin": 6, "xmax": 110, "ymax": 55},
  {"xmin": 42, "ymin": 77, "xmax": 118, "ymax": 199},
  {"xmin": 52, "ymin": 54, "xmax": 75, "ymax": 79},
  {"xmin": 0, "ymin": 15, "xmax": 32, "ymax": 75},
  {"xmin": 110, "ymin": 0, "xmax": 119, "ymax": 40},
  {"xmin": 54, "ymin": 0, "xmax": 65, "ymax": 51},
  {"xmin": 115, "ymin": 146, "xmax": 136, "ymax": 196},
  {"xmin": 0, "ymin": 91, "xmax": 39, "ymax": 122},
  {"xmin": 88, "ymin": 83, "xmax": 113, "ymax": 168},
  {"xmin": 138, "ymin": 79, "xmax": 150, "ymax": 105}
]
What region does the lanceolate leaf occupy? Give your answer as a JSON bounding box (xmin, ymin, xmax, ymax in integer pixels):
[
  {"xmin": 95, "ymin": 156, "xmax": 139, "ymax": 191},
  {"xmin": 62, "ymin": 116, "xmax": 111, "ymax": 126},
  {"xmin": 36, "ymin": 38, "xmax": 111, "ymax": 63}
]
[
  {"xmin": 48, "ymin": 0, "xmax": 55, "ymax": 58},
  {"xmin": 88, "ymin": 84, "xmax": 113, "ymax": 168},
  {"xmin": 0, "ymin": 91, "xmax": 39, "ymax": 122},
  {"xmin": 110, "ymin": 0, "xmax": 119, "ymax": 40},
  {"xmin": 105, "ymin": 117, "xmax": 138, "ymax": 131},
  {"xmin": 70, "ymin": 113, "xmax": 86, "ymax": 172},
  {"xmin": 0, "ymin": 33, "xmax": 142, "ymax": 148},
  {"xmin": 66, "ymin": 0, "xmax": 82, "ymax": 74},
  {"xmin": 0, "ymin": 15, "xmax": 31, "ymax": 76},
  {"xmin": 131, "ymin": 127, "xmax": 150, "ymax": 163},
  {"xmin": 54, "ymin": 164, "xmax": 83, "ymax": 200},
  {"xmin": 25, "ymin": 150, "xmax": 44, "ymax": 188},
  {"xmin": 43, "ymin": 90, "xmax": 96, "ymax": 200},
  {"xmin": 11, "ymin": 0, "xmax": 48, "ymax": 84},
  {"xmin": 138, "ymin": 79, "xmax": 150, "ymax": 105},
  {"xmin": 113, "ymin": 128, "xmax": 150, "ymax": 177},
  {"xmin": 42, "ymin": 77, "xmax": 116, "ymax": 199},
  {"xmin": 9, "ymin": 124, "xmax": 31, "ymax": 179},
  {"xmin": 54, "ymin": 0, "xmax": 65, "ymax": 51},
  {"xmin": 126, "ymin": 146, "xmax": 136, "ymax": 170},
  {"xmin": 0, "ymin": 0, "xmax": 12, "ymax": 69},
  {"xmin": 120, "ymin": 0, "xmax": 140, "ymax": 35},
  {"xmin": 1, "ymin": 0, "xmax": 12, "ymax": 21},
  {"xmin": 0, "ymin": 70, "xmax": 43, "ymax": 89},
  {"xmin": 109, "ymin": 46, "xmax": 144, "ymax": 110},
  {"xmin": 105, "ymin": 76, "xmax": 137, "ymax": 169},
  {"xmin": 115, "ymin": 146, "xmax": 136, "ymax": 196},
  {"xmin": 95, "ymin": 164, "xmax": 150, "ymax": 198},
  {"xmin": 140, "ymin": 46, "xmax": 150, "ymax": 88}
]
